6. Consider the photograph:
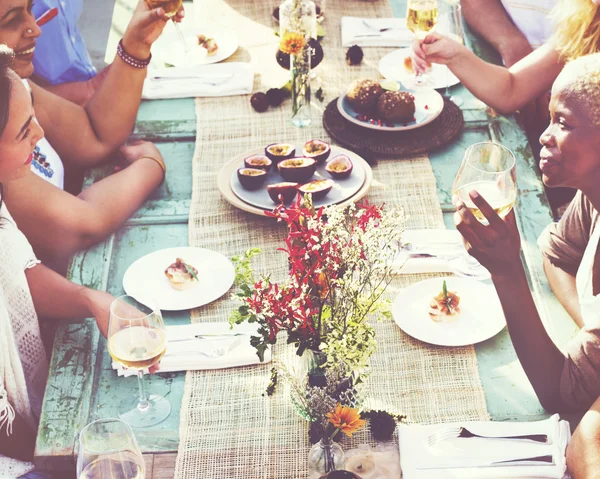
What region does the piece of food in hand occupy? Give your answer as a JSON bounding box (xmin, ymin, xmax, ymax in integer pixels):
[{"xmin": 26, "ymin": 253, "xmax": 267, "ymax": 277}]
[
  {"xmin": 346, "ymin": 79, "xmax": 383, "ymax": 114},
  {"xmin": 428, "ymin": 280, "xmax": 460, "ymax": 322},
  {"xmin": 165, "ymin": 258, "xmax": 199, "ymax": 291},
  {"xmin": 376, "ymin": 91, "xmax": 416, "ymax": 123}
]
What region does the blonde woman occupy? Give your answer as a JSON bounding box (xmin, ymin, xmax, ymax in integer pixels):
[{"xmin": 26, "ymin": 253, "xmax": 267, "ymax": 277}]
[
  {"xmin": 412, "ymin": 0, "xmax": 600, "ymax": 114},
  {"xmin": 454, "ymin": 53, "xmax": 600, "ymax": 478}
]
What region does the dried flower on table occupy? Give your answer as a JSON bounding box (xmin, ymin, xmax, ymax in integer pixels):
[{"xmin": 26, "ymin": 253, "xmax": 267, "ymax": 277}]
[
  {"xmin": 251, "ymin": 92, "xmax": 270, "ymax": 112},
  {"xmin": 346, "ymin": 45, "xmax": 364, "ymax": 66},
  {"xmin": 364, "ymin": 410, "xmax": 398, "ymax": 441},
  {"xmin": 266, "ymin": 88, "xmax": 287, "ymax": 107},
  {"xmin": 316, "ymin": 87, "xmax": 325, "ymax": 102}
]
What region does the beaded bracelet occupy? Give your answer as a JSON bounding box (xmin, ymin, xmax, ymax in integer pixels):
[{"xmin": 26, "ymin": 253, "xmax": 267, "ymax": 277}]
[{"xmin": 117, "ymin": 39, "xmax": 151, "ymax": 69}]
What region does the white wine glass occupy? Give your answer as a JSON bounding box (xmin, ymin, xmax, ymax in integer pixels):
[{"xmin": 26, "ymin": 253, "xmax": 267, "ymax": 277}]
[
  {"xmin": 450, "ymin": 142, "xmax": 517, "ymax": 280},
  {"xmin": 77, "ymin": 418, "xmax": 145, "ymax": 479},
  {"xmin": 145, "ymin": 0, "xmax": 189, "ymax": 52},
  {"xmin": 437, "ymin": 0, "xmax": 464, "ymax": 105},
  {"xmin": 406, "ymin": 0, "xmax": 439, "ymax": 89},
  {"xmin": 108, "ymin": 295, "xmax": 170, "ymax": 428}
]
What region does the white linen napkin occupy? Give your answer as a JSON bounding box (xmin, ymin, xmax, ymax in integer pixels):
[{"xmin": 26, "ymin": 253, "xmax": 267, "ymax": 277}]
[
  {"xmin": 142, "ymin": 62, "xmax": 254, "ymax": 100},
  {"xmin": 393, "ymin": 229, "xmax": 463, "ymax": 274},
  {"xmin": 399, "ymin": 414, "xmax": 571, "ymax": 478},
  {"xmin": 341, "ymin": 17, "xmax": 413, "ymax": 47},
  {"xmin": 112, "ymin": 322, "xmax": 271, "ymax": 376}
]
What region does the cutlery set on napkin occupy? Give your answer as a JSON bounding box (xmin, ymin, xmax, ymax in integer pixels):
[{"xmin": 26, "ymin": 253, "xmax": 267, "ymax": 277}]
[
  {"xmin": 399, "ymin": 414, "xmax": 571, "ymax": 478},
  {"xmin": 341, "ymin": 16, "xmax": 413, "ymax": 47},
  {"xmin": 112, "ymin": 322, "xmax": 270, "ymax": 376},
  {"xmin": 143, "ymin": 62, "xmax": 254, "ymax": 100}
]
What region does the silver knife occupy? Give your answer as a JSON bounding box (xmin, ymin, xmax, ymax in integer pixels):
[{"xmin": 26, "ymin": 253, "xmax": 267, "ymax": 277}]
[
  {"xmin": 169, "ymin": 332, "xmax": 250, "ymax": 342},
  {"xmin": 416, "ymin": 455, "xmax": 555, "ymax": 470}
]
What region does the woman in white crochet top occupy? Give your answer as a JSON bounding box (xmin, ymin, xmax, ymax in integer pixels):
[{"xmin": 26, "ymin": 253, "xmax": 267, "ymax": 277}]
[{"xmin": 0, "ymin": 46, "xmax": 117, "ymax": 478}]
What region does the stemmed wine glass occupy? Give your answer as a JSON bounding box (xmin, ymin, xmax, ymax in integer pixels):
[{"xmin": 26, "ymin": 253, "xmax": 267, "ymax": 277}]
[
  {"xmin": 406, "ymin": 0, "xmax": 439, "ymax": 89},
  {"xmin": 108, "ymin": 295, "xmax": 170, "ymax": 428},
  {"xmin": 449, "ymin": 142, "xmax": 517, "ymax": 280},
  {"xmin": 437, "ymin": 0, "xmax": 464, "ymax": 105},
  {"xmin": 77, "ymin": 418, "xmax": 145, "ymax": 479},
  {"xmin": 145, "ymin": 0, "xmax": 189, "ymax": 51}
]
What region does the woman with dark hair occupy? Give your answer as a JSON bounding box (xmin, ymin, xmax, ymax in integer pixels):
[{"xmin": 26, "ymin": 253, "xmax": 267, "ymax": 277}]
[
  {"xmin": 0, "ymin": 0, "xmax": 179, "ymax": 265},
  {"xmin": 0, "ymin": 45, "xmax": 120, "ymax": 477}
]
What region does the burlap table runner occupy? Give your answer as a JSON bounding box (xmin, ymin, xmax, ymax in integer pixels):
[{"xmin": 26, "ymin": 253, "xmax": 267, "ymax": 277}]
[{"xmin": 176, "ymin": 1, "xmax": 489, "ymax": 477}]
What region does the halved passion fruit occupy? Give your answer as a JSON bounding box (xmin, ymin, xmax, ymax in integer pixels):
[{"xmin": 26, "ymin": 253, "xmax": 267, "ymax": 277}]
[
  {"xmin": 237, "ymin": 168, "xmax": 267, "ymax": 190},
  {"xmin": 278, "ymin": 157, "xmax": 317, "ymax": 182},
  {"xmin": 325, "ymin": 154, "xmax": 353, "ymax": 179},
  {"xmin": 265, "ymin": 143, "xmax": 295, "ymax": 163},
  {"xmin": 298, "ymin": 179, "xmax": 334, "ymax": 200},
  {"xmin": 302, "ymin": 139, "xmax": 331, "ymax": 164},
  {"xmin": 267, "ymin": 182, "xmax": 299, "ymax": 203},
  {"xmin": 244, "ymin": 154, "xmax": 272, "ymax": 171}
]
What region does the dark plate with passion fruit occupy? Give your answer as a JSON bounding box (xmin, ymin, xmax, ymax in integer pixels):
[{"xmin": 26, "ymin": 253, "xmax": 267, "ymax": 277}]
[{"xmin": 226, "ymin": 141, "xmax": 369, "ymax": 213}]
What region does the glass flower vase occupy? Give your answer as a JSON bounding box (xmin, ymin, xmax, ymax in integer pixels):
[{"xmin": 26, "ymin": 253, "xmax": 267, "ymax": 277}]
[
  {"xmin": 308, "ymin": 439, "xmax": 344, "ymax": 479},
  {"xmin": 291, "ymin": 45, "xmax": 312, "ymax": 127}
]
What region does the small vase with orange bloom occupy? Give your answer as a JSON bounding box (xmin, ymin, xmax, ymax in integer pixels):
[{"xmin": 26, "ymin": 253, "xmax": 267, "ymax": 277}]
[{"xmin": 308, "ymin": 404, "xmax": 366, "ymax": 478}]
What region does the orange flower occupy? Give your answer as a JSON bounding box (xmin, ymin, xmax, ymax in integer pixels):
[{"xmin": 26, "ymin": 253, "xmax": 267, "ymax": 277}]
[
  {"xmin": 326, "ymin": 404, "xmax": 366, "ymax": 437},
  {"xmin": 280, "ymin": 32, "xmax": 306, "ymax": 55}
]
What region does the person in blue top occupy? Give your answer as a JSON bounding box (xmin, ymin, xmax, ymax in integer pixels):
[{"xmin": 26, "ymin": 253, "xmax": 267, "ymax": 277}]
[{"xmin": 31, "ymin": 0, "xmax": 95, "ymax": 84}]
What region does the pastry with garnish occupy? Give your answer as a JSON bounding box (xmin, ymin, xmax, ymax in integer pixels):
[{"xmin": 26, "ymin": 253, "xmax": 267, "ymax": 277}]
[
  {"xmin": 376, "ymin": 91, "xmax": 415, "ymax": 122},
  {"xmin": 164, "ymin": 258, "xmax": 199, "ymax": 291},
  {"xmin": 428, "ymin": 280, "xmax": 460, "ymax": 322},
  {"xmin": 346, "ymin": 79, "xmax": 383, "ymax": 114}
]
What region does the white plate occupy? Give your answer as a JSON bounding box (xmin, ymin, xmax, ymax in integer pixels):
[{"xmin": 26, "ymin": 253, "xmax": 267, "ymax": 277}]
[
  {"xmin": 379, "ymin": 47, "xmax": 460, "ymax": 90},
  {"xmin": 152, "ymin": 26, "xmax": 238, "ymax": 68},
  {"xmin": 392, "ymin": 277, "xmax": 506, "ymax": 346},
  {"xmin": 337, "ymin": 86, "xmax": 444, "ymax": 132},
  {"xmin": 230, "ymin": 146, "xmax": 366, "ymax": 211},
  {"xmin": 123, "ymin": 247, "xmax": 235, "ymax": 311}
]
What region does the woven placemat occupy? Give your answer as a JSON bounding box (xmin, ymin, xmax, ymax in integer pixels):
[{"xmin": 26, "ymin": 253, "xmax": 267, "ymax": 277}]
[{"xmin": 324, "ymin": 96, "xmax": 464, "ymax": 157}]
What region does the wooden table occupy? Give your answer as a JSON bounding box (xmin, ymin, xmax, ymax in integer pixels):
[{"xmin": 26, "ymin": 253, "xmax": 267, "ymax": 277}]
[{"xmin": 34, "ymin": 1, "xmax": 578, "ymax": 476}]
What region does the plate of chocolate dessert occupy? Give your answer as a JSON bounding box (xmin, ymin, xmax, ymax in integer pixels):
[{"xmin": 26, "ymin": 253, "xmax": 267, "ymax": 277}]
[{"xmin": 338, "ymin": 79, "xmax": 444, "ymax": 132}]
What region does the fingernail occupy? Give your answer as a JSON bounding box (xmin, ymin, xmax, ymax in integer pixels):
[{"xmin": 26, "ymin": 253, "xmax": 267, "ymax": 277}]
[
  {"xmin": 180, "ymin": 9, "xmax": 185, "ymax": 17},
  {"xmin": 469, "ymin": 190, "xmax": 480, "ymax": 199},
  {"xmin": 157, "ymin": 7, "xmax": 164, "ymax": 15}
]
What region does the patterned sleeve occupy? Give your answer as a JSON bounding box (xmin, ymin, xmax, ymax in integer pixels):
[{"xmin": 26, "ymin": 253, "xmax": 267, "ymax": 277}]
[
  {"xmin": 538, "ymin": 191, "xmax": 595, "ymax": 277},
  {"xmin": 560, "ymin": 326, "xmax": 600, "ymax": 410}
]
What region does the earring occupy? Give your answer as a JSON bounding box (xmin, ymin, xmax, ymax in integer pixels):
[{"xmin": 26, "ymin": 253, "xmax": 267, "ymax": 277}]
[{"xmin": 26, "ymin": 28, "xmax": 33, "ymax": 34}]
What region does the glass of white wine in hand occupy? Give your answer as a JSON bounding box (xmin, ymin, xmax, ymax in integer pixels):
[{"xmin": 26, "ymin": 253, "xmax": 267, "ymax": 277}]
[
  {"xmin": 449, "ymin": 141, "xmax": 517, "ymax": 280},
  {"xmin": 108, "ymin": 295, "xmax": 170, "ymax": 428},
  {"xmin": 77, "ymin": 418, "xmax": 145, "ymax": 479},
  {"xmin": 406, "ymin": 0, "xmax": 439, "ymax": 88},
  {"xmin": 145, "ymin": 0, "xmax": 189, "ymax": 52}
]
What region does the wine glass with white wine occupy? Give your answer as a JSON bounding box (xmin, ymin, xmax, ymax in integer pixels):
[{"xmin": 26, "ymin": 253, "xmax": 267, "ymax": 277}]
[
  {"xmin": 145, "ymin": 0, "xmax": 189, "ymax": 51},
  {"xmin": 108, "ymin": 295, "xmax": 170, "ymax": 428},
  {"xmin": 449, "ymin": 142, "xmax": 517, "ymax": 280},
  {"xmin": 437, "ymin": 0, "xmax": 464, "ymax": 105},
  {"xmin": 77, "ymin": 418, "xmax": 145, "ymax": 479},
  {"xmin": 406, "ymin": 0, "xmax": 439, "ymax": 89}
]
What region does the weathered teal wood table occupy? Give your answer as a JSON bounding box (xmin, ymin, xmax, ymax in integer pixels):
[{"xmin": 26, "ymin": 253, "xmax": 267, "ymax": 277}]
[{"xmin": 34, "ymin": 0, "xmax": 577, "ymax": 475}]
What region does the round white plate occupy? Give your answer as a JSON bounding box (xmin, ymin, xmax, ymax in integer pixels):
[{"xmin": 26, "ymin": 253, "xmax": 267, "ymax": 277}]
[
  {"xmin": 379, "ymin": 47, "xmax": 460, "ymax": 90},
  {"xmin": 230, "ymin": 146, "xmax": 367, "ymax": 211},
  {"xmin": 337, "ymin": 86, "xmax": 444, "ymax": 132},
  {"xmin": 392, "ymin": 277, "xmax": 506, "ymax": 347},
  {"xmin": 152, "ymin": 26, "xmax": 238, "ymax": 67},
  {"xmin": 123, "ymin": 247, "xmax": 235, "ymax": 311}
]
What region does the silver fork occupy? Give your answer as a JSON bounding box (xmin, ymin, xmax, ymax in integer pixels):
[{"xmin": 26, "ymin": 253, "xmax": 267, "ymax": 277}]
[
  {"xmin": 361, "ymin": 19, "xmax": 401, "ymax": 33},
  {"xmin": 427, "ymin": 427, "xmax": 549, "ymax": 447}
]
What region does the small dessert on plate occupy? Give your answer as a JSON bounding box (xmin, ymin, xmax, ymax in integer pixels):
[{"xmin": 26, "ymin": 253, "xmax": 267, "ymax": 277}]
[
  {"xmin": 197, "ymin": 34, "xmax": 219, "ymax": 56},
  {"xmin": 428, "ymin": 280, "xmax": 460, "ymax": 322},
  {"xmin": 165, "ymin": 258, "xmax": 199, "ymax": 291},
  {"xmin": 376, "ymin": 91, "xmax": 415, "ymax": 123},
  {"xmin": 346, "ymin": 79, "xmax": 384, "ymax": 114}
]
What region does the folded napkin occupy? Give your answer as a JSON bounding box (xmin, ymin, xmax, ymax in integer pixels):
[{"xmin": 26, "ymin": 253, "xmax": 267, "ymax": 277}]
[
  {"xmin": 341, "ymin": 17, "xmax": 413, "ymax": 47},
  {"xmin": 112, "ymin": 322, "xmax": 271, "ymax": 377},
  {"xmin": 142, "ymin": 62, "xmax": 254, "ymax": 100},
  {"xmin": 399, "ymin": 414, "xmax": 571, "ymax": 478},
  {"xmin": 393, "ymin": 229, "xmax": 463, "ymax": 275}
]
